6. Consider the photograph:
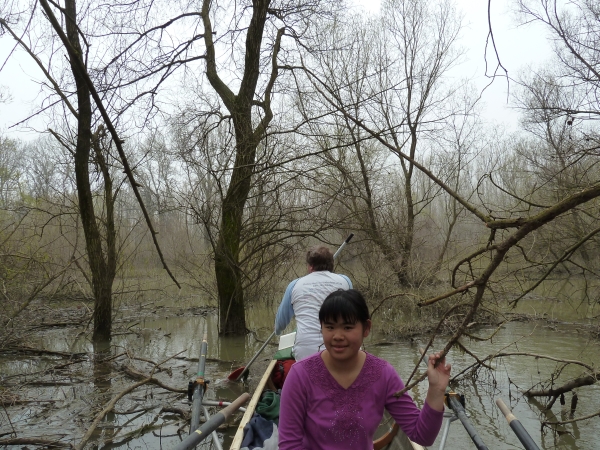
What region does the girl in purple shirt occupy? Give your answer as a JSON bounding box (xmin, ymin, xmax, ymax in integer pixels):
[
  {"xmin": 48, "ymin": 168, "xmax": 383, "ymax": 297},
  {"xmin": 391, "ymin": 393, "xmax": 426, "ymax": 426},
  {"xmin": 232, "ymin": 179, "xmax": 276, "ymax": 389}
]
[{"xmin": 278, "ymin": 289, "xmax": 451, "ymax": 450}]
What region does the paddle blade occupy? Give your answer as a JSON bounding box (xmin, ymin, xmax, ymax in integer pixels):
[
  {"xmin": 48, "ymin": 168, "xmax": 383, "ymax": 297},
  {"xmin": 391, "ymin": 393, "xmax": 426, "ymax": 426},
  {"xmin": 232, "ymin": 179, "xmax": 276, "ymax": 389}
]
[{"xmin": 228, "ymin": 366, "xmax": 245, "ymax": 381}]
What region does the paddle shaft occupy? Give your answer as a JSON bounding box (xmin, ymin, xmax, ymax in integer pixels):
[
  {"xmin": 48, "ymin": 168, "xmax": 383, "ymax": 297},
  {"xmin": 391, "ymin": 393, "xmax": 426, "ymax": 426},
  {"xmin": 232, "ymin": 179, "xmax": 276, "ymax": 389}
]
[
  {"xmin": 496, "ymin": 399, "xmax": 540, "ymax": 450},
  {"xmin": 447, "ymin": 396, "xmax": 489, "ymax": 450},
  {"xmin": 190, "ymin": 334, "xmax": 208, "ymax": 432},
  {"xmin": 234, "ymin": 331, "xmax": 275, "ymax": 381},
  {"xmin": 175, "ymin": 392, "xmax": 250, "ymax": 450},
  {"xmin": 333, "ymin": 233, "xmax": 354, "ymax": 260}
]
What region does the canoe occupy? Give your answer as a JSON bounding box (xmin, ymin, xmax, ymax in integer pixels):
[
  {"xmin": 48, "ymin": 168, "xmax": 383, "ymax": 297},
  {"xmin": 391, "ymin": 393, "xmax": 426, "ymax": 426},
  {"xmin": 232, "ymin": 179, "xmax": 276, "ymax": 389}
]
[{"xmin": 230, "ymin": 358, "xmax": 425, "ymax": 450}]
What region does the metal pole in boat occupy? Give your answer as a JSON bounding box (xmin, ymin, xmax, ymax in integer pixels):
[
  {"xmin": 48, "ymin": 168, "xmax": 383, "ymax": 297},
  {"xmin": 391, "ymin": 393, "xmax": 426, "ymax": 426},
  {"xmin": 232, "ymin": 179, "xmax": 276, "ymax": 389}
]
[
  {"xmin": 202, "ymin": 405, "xmax": 223, "ymax": 450},
  {"xmin": 175, "ymin": 393, "xmax": 250, "ymax": 450},
  {"xmin": 202, "ymin": 399, "xmax": 246, "ymax": 412},
  {"xmin": 190, "ymin": 332, "xmax": 208, "ymax": 433},
  {"xmin": 496, "ymin": 398, "xmax": 540, "ymax": 450},
  {"xmin": 438, "ymin": 410, "xmax": 458, "ymax": 450},
  {"xmin": 446, "ymin": 393, "xmax": 489, "ymax": 450}
]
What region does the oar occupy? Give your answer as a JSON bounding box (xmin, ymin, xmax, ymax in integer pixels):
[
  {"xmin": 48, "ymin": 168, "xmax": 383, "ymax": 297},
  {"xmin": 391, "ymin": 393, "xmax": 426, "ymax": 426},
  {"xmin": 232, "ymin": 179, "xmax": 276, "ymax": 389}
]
[
  {"xmin": 228, "ymin": 331, "xmax": 276, "ymax": 381},
  {"xmin": 496, "ymin": 398, "xmax": 540, "ymax": 450},
  {"xmin": 174, "ymin": 392, "xmax": 250, "ymax": 450},
  {"xmin": 333, "ymin": 233, "xmax": 354, "ymax": 259},
  {"xmin": 446, "ymin": 393, "xmax": 489, "ymax": 450},
  {"xmin": 227, "ymin": 233, "xmax": 355, "ymax": 381}
]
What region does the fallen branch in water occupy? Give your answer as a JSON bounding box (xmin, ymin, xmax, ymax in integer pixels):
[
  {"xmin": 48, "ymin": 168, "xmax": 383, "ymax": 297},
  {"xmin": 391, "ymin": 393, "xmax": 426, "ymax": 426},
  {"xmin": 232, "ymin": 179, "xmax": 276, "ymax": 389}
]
[
  {"xmin": 0, "ymin": 347, "xmax": 87, "ymax": 358},
  {"xmin": 102, "ymin": 418, "xmax": 180, "ymax": 448},
  {"xmin": 75, "ymin": 375, "xmax": 152, "ymax": 450},
  {"xmin": 524, "ymin": 371, "xmax": 600, "ymax": 399},
  {"xmin": 175, "ymin": 355, "xmax": 230, "ymax": 363},
  {"xmin": 0, "ymin": 437, "xmax": 72, "ymax": 448},
  {"xmin": 161, "ymin": 406, "xmax": 190, "ymax": 419},
  {"xmin": 542, "ymin": 409, "xmax": 600, "ymax": 427},
  {"xmin": 120, "ymin": 365, "xmax": 187, "ymax": 394},
  {"xmin": 75, "ymin": 351, "xmax": 185, "ymax": 450},
  {"xmin": 451, "ymin": 350, "xmax": 594, "ymax": 381},
  {"xmin": 30, "ymin": 320, "xmax": 88, "ymax": 329}
]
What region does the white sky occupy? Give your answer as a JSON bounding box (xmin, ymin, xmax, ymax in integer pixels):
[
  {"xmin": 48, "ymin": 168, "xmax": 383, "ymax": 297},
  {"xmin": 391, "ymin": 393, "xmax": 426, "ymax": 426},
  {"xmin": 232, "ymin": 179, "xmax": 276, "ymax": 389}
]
[
  {"xmin": 351, "ymin": 0, "xmax": 554, "ymax": 130},
  {"xmin": 0, "ymin": 0, "xmax": 554, "ymax": 140}
]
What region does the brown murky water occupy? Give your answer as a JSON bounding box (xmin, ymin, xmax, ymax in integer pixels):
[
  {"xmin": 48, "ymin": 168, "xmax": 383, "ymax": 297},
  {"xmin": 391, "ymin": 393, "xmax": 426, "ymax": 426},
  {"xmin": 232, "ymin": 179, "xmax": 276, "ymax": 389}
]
[{"xmin": 1, "ymin": 297, "xmax": 598, "ymax": 449}]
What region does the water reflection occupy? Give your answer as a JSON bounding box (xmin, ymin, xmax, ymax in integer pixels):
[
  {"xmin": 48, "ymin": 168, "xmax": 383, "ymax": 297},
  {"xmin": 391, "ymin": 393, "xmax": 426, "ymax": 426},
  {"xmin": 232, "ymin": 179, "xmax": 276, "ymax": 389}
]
[{"xmin": 92, "ymin": 339, "xmax": 115, "ymax": 445}]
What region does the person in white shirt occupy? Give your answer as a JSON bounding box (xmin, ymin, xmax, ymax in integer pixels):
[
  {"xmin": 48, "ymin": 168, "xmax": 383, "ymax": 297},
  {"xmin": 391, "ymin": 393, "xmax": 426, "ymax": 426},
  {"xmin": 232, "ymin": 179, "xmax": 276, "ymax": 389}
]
[{"xmin": 274, "ymin": 245, "xmax": 352, "ymax": 361}]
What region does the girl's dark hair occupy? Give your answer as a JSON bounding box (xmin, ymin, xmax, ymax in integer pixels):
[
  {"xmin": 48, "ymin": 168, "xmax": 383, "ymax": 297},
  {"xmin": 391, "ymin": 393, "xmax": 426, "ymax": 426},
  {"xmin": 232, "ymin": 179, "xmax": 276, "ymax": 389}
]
[{"xmin": 319, "ymin": 289, "xmax": 370, "ymax": 327}]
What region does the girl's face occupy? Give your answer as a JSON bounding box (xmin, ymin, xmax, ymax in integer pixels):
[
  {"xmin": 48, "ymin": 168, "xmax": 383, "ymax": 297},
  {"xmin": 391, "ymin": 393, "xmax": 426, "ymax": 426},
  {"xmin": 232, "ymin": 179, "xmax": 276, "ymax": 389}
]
[{"xmin": 321, "ymin": 316, "xmax": 371, "ymax": 363}]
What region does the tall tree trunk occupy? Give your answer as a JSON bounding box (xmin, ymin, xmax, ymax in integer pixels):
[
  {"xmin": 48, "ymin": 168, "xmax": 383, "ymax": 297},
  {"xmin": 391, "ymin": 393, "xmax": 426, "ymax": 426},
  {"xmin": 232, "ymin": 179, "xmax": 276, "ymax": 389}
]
[
  {"xmin": 202, "ymin": 0, "xmax": 275, "ymax": 334},
  {"xmin": 62, "ymin": 0, "xmax": 115, "ymax": 341},
  {"xmin": 395, "ymin": 127, "xmax": 417, "ymax": 286},
  {"xmin": 350, "ymin": 121, "xmax": 412, "ymax": 288},
  {"xmin": 214, "ymin": 106, "xmax": 258, "ymax": 334}
]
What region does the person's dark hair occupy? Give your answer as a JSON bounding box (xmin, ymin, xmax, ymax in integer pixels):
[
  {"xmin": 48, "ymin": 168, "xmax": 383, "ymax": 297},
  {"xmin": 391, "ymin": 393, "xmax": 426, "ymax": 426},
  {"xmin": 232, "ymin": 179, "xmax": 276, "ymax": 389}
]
[
  {"xmin": 306, "ymin": 245, "xmax": 334, "ymax": 272},
  {"xmin": 319, "ymin": 289, "xmax": 370, "ymax": 328}
]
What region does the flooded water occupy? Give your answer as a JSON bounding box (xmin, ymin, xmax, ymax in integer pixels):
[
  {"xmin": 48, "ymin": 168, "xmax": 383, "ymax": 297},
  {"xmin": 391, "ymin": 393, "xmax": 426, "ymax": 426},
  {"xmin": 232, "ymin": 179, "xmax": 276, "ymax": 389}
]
[{"xmin": 1, "ymin": 298, "xmax": 599, "ymax": 449}]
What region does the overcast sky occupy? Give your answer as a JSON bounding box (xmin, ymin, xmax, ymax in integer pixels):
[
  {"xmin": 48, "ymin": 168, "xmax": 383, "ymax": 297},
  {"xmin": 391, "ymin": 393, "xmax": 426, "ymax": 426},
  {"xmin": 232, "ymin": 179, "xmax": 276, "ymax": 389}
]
[
  {"xmin": 0, "ymin": 0, "xmax": 554, "ymax": 140},
  {"xmin": 353, "ymin": 0, "xmax": 554, "ymax": 129}
]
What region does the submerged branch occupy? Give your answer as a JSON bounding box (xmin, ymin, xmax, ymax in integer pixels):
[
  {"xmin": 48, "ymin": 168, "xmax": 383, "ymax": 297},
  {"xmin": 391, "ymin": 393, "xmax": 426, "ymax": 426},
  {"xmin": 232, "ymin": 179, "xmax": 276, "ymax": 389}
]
[
  {"xmin": 525, "ymin": 372, "xmax": 600, "ymax": 398},
  {"xmin": 542, "ymin": 409, "xmax": 600, "ymax": 427},
  {"xmin": 75, "ymin": 351, "xmax": 184, "ymax": 450},
  {"xmin": 120, "ymin": 364, "xmax": 187, "ymax": 394},
  {"xmin": 0, "ymin": 437, "xmax": 71, "ymax": 448}
]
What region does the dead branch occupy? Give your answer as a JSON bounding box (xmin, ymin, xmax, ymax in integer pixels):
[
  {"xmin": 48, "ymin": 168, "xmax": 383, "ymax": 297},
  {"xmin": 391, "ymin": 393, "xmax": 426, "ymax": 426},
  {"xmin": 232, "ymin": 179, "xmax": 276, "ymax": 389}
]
[
  {"xmin": 0, "ymin": 347, "xmax": 87, "ymax": 358},
  {"xmin": 75, "ymin": 352, "xmax": 183, "ymax": 450},
  {"xmin": 30, "ymin": 320, "xmax": 88, "ymax": 329},
  {"xmin": 455, "ymin": 340, "xmax": 493, "ymax": 370},
  {"xmin": 161, "ymin": 406, "xmax": 190, "ymax": 419},
  {"xmin": 76, "ymin": 377, "xmax": 151, "ymax": 450},
  {"xmin": 120, "ymin": 365, "xmax": 186, "ymax": 394},
  {"xmin": 525, "ymin": 372, "xmax": 600, "ymax": 398},
  {"xmin": 542, "ymin": 409, "xmax": 600, "ymax": 427},
  {"xmin": 0, "ymin": 437, "xmax": 72, "ymax": 448},
  {"xmin": 418, "ymin": 281, "xmax": 476, "ymax": 306},
  {"xmin": 1, "ymin": 358, "xmax": 86, "ymax": 382}
]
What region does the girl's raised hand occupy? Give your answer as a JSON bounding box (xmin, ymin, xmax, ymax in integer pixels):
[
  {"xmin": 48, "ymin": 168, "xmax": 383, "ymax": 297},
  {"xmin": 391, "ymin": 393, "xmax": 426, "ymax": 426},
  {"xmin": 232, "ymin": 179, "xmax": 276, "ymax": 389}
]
[
  {"xmin": 427, "ymin": 351, "xmax": 451, "ymax": 391},
  {"xmin": 425, "ymin": 351, "xmax": 451, "ymax": 412}
]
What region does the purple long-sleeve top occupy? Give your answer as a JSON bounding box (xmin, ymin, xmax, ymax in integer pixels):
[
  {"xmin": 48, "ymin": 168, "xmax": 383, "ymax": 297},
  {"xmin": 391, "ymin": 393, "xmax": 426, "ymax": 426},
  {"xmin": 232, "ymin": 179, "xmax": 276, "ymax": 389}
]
[{"xmin": 278, "ymin": 352, "xmax": 443, "ymax": 450}]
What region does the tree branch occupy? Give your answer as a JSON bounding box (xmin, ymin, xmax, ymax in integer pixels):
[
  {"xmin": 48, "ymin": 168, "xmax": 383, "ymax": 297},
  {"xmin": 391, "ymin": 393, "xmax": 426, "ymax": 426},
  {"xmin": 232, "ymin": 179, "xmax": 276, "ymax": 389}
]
[{"xmin": 38, "ymin": 0, "xmax": 180, "ymax": 288}]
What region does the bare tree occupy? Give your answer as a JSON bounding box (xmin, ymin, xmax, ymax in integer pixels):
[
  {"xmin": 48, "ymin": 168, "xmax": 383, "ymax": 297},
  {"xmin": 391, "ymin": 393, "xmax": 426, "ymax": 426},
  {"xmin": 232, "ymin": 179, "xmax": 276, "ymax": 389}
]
[
  {"xmin": 1, "ymin": 0, "xmax": 184, "ymax": 340},
  {"xmin": 184, "ymin": 0, "xmax": 343, "ymax": 334},
  {"xmin": 302, "ymin": 0, "xmax": 463, "ymax": 286}
]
